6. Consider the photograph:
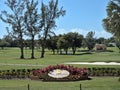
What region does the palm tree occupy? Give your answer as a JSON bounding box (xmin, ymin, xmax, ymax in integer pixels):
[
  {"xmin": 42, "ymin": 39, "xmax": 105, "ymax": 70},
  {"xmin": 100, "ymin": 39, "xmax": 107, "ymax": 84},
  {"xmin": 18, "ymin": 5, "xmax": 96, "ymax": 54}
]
[
  {"xmin": 103, "ymin": 0, "xmax": 120, "ymax": 38},
  {"xmin": 103, "ymin": 0, "xmax": 120, "ymax": 52}
]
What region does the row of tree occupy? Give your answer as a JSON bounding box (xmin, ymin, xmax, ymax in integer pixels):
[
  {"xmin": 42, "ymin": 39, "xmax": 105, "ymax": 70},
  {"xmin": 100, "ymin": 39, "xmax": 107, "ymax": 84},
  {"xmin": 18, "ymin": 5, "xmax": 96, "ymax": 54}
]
[
  {"xmin": 46, "ymin": 32, "xmax": 83, "ymax": 55},
  {"xmin": 0, "ymin": 35, "xmax": 17, "ymax": 49},
  {"xmin": 0, "ymin": 0, "xmax": 65, "ymax": 59},
  {"xmin": 46, "ymin": 32, "xmax": 99, "ymax": 55},
  {"xmin": 0, "ymin": 31, "xmax": 118, "ymax": 55},
  {"xmin": 0, "ymin": 0, "xmax": 120, "ymax": 59},
  {"xmin": 46, "ymin": 31, "xmax": 120, "ymax": 54}
]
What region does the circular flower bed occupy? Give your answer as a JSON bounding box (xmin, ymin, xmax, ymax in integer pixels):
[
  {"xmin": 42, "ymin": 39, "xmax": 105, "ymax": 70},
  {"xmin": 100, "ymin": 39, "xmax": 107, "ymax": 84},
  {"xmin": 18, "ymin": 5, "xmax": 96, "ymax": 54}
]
[{"xmin": 31, "ymin": 64, "xmax": 90, "ymax": 81}]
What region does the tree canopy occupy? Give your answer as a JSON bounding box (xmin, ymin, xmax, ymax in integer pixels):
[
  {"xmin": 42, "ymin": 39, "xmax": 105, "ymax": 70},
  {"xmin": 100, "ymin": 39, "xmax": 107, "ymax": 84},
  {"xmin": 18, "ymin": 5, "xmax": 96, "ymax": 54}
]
[
  {"xmin": 103, "ymin": 0, "xmax": 120, "ymax": 51},
  {"xmin": 40, "ymin": 0, "xmax": 66, "ymax": 58},
  {"xmin": 0, "ymin": 0, "xmax": 26, "ymax": 59},
  {"xmin": 85, "ymin": 31, "xmax": 96, "ymax": 51},
  {"xmin": 0, "ymin": 0, "xmax": 66, "ymax": 58},
  {"xmin": 103, "ymin": 0, "xmax": 120, "ymax": 38}
]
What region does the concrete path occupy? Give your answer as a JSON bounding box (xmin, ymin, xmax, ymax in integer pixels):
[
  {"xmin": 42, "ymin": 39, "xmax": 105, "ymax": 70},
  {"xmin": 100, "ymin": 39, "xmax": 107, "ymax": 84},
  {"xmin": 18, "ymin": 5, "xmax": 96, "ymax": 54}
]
[
  {"xmin": 65, "ymin": 62, "xmax": 120, "ymax": 65},
  {"xmin": 1, "ymin": 62, "xmax": 120, "ymax": 67}
]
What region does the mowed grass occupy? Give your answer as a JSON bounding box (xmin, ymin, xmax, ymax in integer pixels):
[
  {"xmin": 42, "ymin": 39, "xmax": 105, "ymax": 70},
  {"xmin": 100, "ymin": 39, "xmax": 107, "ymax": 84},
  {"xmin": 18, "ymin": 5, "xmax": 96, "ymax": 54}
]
[
  {"xmin": 0, "ymin": 47, "xmax": 120, "ymax": 63},
  {"xmin": 0, "ymin": 47, "xmax": 120, "ymax": 70},
  {"xmin": 0, "ymin": 77, "xmax": 120, "ymax": 90},
  {"xmin": 0, "ymin": 47, "xmax": 120, "ymax": 90}
]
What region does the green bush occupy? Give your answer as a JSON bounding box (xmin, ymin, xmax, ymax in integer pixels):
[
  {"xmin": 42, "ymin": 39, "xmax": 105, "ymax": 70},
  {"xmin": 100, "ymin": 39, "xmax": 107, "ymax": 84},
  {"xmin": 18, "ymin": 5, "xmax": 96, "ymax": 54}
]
[
  {"xmin": 0, "ymin": 69, "xmax": 32, "ymax": 79},
  {"xmin": 88, "ymin": 67, "xmax": 120, "ymax": 76}
]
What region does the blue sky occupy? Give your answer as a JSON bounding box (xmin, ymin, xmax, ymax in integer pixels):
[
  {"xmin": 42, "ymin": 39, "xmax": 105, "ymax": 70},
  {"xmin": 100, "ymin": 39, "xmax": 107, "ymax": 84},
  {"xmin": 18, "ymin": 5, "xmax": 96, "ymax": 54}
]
[{"xmin": 0, "ymin": 0, "xmax": 112, "ymax": 39}]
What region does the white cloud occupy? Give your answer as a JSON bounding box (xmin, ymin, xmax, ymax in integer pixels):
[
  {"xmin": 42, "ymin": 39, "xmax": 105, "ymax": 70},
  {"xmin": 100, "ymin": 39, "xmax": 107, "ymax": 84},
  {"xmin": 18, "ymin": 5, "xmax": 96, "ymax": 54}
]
[
  {"xmin": 54, "ymin": 28, "xmax": 69, "ymax": 35},
  {"xmin": 55, "ymin": 28, "xmax": 113, "ymax": 39},
  {"xmin": 95, "ymin": 30, "xmax": 112, "ymax": 39}
]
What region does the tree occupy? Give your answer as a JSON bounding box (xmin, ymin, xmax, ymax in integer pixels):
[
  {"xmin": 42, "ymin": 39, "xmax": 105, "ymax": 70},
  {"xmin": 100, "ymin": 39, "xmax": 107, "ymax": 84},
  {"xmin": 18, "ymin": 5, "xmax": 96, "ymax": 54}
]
[
  {"xmin": 96, "ymin": 37, "xmax": 106, "ymax": 44},
  {"xmin": 57, "ymin": 32, "xmax": 83, "ymax": 55},
  {"xmin": 103, "ymin": 0, "xmax": 120, "ymax": 51},
  {"xmin": 40, "ymin": 0, "xmax": 66, "ymax": 58},
  {"xmin": 0, "ymin": 39, "xmax": 9, "ymax": 49},
  {"xmin": 2, "ymin": 35, "xmax": 13, "ymax": 46},
  {"xmin": 46, "ymin": 36, "xmax": 58, "ymax": 54},
  {"xmin": 66, "ymin": 32, "xmax": 83, "ymax": 55},
  {"xmin": 115, "ymin": 38, "xmax": 120, "ymax": 53},
  {"xmin": 82, "ymin": 38, "xmax": 87, "ymax": 49},
  {"xmin": 0, "ymin": 0, "xmax": 25, "ymax": 59},
  {"xmin": 85, "ymin": 31, "xmax": 96, "ymax": 51},
  {"xmin": 57, "ymin": 35, "xmax": 69, "ymax": 55},
  {"xmin": 24, "ymin": 0, "xmax": 40, "ymax": 59},
  {"xmin": 106, "ymin": 37, "xmax": 115, "ymax": 47},
  {"xmin": 107, "ymin": 37, "xmax": 115, "ymax": 43},
  {"xmin": 103, "ymin": 0, "xmax": 120, "ymax": 37}
]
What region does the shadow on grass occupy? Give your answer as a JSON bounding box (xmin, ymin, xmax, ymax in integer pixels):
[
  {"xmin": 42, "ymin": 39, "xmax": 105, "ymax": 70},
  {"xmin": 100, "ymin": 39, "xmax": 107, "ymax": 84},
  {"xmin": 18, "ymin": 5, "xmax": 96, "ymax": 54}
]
[
  {"xmin": 49, "ymin": 52, "xmax": 93, "ymax": 56},
  {"xmin": 49, "ymin": 49, "xmax": 114, "ymax": 56},
  {"xmin": 95, "ymin": 50, "xmax": 114, "ymax": 52}
]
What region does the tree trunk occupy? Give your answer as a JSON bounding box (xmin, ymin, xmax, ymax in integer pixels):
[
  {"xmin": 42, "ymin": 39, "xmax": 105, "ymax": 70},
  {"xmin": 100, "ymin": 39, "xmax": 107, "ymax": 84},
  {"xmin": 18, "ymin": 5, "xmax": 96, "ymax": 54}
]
[
  {"xmin": 60, "ymin": 49, "xmax": 62, "ymax": 54},
  {"xmin": 72, "ymin": 47, "xmax": 76, "ymax": 55},
  {"xmin": 65, "ymin": 51, "xmax": 68, "ymax": 55},
  {"xmin": 65, "ymin": 49, "xmax": 68, "ymax": 55},
  {"xmin": 31, "ymin": 35, "xmax": 35, "ymax": 59},
  {"xmin": 1, "ymin": 47, "xmax": 4, "ymax": 50},
  {"xmin": 19, "ymin": 33, "xmax": 24, "ymax": 59},
  {"xmin": 40, "ymin": 30, "xmax": 47, "ymax": 58},
  {"xmin": 20, "ymin": 46, "xmax": 24, "ymax": 59},
  {"xmin": 41, "ymin": 45, "xmax": 45, "ymax": 58},
  {"xmin": 52, "ymin": 49, "xmax": 55, "ymax": 55},
  {"xmin": 41, "ymin": 38, "xmax": 46, "ymax": 58},
  {"xmin": 57, "ymin": 49, "xmax": 59, "ymax": 54}
]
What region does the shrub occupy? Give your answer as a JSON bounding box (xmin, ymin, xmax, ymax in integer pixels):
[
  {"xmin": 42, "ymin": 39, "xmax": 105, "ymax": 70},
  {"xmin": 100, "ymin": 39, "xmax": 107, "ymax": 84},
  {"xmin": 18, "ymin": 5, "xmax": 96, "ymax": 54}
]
[
  {"xmin": 0, "ymin": 69, "xmax": 32, "ymax": 79},
  {"xmin": 88, "ymin": 67, "xmax": 120, "ymax": 76}
]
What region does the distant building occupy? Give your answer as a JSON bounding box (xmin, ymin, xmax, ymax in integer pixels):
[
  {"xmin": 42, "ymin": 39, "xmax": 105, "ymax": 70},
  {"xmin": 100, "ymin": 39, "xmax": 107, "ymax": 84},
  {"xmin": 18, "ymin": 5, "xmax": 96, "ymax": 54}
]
[{"xmin": 95, "ymin": 44, "xmax": 107, "ymax": 50}]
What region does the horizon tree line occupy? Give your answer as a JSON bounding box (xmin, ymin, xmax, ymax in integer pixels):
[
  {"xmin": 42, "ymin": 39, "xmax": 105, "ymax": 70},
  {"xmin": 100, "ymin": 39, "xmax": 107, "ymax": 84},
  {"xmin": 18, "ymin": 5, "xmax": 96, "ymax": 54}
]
[{"xmin": 0, "ymin": 31, "xmax": 118, "ymax": 54}]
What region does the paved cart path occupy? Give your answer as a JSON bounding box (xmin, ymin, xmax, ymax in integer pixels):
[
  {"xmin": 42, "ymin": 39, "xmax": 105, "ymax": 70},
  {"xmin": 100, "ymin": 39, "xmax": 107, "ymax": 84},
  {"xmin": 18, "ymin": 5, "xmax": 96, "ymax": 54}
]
[
  {"xmin": 64, "ymin": 62, "xmax": 120, "ymax": 65},
  {"xmin": 1, "ymin": 62, "xmax": 120, "ymax": 67}
]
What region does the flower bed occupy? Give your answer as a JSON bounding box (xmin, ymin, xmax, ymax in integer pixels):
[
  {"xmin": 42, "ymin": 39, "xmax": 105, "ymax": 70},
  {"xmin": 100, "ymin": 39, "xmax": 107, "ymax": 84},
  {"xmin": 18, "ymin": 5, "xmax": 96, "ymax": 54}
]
[
  {"xmin": 0, "ymin": 67, "xmax": 119, "ymax": 80},
  {"xmin": 31, "ymin": 64, "xmax": 89, "ymax": 81}
]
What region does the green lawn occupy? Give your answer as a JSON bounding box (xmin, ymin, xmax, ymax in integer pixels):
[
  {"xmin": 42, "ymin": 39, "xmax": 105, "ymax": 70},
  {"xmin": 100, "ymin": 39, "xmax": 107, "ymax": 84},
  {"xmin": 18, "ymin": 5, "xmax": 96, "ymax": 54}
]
[
  {"xmin": 0, "ymin": 47, "xmax": 120, "ymax": 70},
  {"xmin": 0, "ymin": 77, "xmax": 120, "ymax": 90},
  {"xmin": 0, "ymin": 47, "xmax": 120, "ymax": 64},
  {"xmin": 0, "ymin": 47, "xmax": 120, "ymax": 90}
]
